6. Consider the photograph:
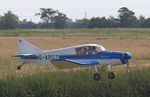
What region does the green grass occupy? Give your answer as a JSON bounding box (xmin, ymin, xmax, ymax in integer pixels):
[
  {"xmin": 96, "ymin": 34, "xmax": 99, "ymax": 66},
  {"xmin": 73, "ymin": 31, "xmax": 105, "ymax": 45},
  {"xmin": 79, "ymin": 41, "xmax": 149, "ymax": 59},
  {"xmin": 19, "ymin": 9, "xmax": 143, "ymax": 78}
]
[
  {"xmin": 0, "ymin": 28, "xmax": 150, "ymax": 36},
  {"xmin": 0, "ymin": 67, "xmax": 150, "ymax": 97},
  {"xmin": 0, "ymin": 57, "xmax": 149, "ymax": 97}
]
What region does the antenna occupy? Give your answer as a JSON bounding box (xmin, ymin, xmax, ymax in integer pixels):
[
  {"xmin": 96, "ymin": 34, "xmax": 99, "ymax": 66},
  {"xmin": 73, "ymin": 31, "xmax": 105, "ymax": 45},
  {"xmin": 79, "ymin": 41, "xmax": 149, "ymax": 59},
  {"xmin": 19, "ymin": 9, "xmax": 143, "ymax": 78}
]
[{"xmin": 85, "ymin": 12, "xmax": 87, "ymax": 19}]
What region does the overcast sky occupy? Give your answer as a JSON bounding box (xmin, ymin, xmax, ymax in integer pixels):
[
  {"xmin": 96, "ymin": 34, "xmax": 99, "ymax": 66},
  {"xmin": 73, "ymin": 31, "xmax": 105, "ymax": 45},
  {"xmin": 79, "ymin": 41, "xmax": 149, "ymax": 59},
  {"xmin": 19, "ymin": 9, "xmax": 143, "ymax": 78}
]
[{"xmin": 0, "ymin": 0, "xmax": 150, "ymax": 22}]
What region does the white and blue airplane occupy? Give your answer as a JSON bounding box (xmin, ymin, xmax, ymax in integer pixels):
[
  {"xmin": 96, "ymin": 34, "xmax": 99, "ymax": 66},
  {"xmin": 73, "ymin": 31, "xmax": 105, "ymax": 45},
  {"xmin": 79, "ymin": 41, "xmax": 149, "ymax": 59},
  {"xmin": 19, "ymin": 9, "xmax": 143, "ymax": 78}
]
[{"xmin": 13, "ymin": 37, "xmax": 132, "ymax": 81}]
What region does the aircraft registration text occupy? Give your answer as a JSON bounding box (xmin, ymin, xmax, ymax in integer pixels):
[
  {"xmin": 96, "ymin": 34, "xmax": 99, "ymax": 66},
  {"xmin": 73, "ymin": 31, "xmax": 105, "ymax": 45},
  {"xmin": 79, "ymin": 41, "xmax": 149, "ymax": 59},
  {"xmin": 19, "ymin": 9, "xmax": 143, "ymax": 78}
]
[{"xmin": 38, "ymin": 55, "xmax": 59, "ymax": 60}]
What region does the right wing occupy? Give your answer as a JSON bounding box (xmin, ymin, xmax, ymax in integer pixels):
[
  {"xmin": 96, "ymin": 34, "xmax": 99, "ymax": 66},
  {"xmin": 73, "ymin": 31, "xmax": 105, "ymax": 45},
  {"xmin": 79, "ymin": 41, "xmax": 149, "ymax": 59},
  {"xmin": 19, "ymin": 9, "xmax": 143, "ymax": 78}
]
[{"xmin": 65, "ymin": 59, "xmax": 99, "ymax": 65}]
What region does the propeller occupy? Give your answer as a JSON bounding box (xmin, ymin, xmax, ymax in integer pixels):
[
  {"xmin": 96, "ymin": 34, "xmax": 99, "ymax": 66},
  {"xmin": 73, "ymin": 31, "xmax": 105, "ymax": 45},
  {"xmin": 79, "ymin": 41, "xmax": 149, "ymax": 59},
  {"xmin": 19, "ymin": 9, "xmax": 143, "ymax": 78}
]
[{"xmin": 124, "ymin": 53, "xmax": 130, "ymax": 73}]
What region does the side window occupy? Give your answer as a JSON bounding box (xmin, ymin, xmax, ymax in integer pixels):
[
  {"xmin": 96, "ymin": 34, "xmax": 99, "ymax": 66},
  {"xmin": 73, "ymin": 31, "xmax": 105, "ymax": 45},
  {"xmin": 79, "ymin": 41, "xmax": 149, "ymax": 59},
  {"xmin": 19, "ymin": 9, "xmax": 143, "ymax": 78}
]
[
  {"xmin": 75, "ymin": 46, "xmax": 100, "ymax": 55},
  {"xmin": 75, "ymin": 47, "xmax": 85, "ymax": 55}
]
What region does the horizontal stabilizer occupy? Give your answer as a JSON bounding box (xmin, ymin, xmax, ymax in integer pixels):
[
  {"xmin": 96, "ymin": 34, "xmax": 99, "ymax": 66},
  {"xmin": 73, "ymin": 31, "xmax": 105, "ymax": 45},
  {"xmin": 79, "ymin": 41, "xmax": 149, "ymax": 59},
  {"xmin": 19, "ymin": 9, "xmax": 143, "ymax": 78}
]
[
  {"xmin": 65, "ymin": 59, "xmax": 99, "ymax": 65},
  {"xmin": 12, "ymin": 54, "xmax": 38, "ymax": 59}
]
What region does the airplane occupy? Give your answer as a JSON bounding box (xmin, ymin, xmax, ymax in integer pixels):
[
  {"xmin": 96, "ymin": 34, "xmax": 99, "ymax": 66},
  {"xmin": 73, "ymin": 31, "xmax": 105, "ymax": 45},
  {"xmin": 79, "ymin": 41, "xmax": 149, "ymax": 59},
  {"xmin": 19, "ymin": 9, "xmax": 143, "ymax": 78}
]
[{"xmin": 13, "ymin": 37, "xmax": 132, "ymax": 81}]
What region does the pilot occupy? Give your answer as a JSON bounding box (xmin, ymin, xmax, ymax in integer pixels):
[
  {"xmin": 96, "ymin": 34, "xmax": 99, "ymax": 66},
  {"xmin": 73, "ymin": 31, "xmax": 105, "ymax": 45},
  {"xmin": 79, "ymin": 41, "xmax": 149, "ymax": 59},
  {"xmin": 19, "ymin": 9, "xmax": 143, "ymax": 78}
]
[
  {"xmin": 91, "ymin": 46, "xmax": 97, "ymax": 55},
  {"xmin": 87, "ymin": 46, "xmax": 97, "ymax": 55},
  {"xmin": 83, "ymin": 47, "xmax": 88, "ymax": 55}
]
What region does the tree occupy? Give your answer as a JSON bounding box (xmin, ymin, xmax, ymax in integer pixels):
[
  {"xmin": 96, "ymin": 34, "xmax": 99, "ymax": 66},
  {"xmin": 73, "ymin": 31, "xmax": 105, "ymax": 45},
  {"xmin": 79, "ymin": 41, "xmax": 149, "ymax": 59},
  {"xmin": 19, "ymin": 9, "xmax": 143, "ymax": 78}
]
[
  {"xmin": 139, "ymin": 16, "xmax": 146, "ymax": 27},
  {"xmin": 0, "ymin": 11, "xmax": 19, "ymax": 29},
  {"xmin": 66, "ymin": 18, "xmax": 75, "ymax": 28},
  {"xmin": 73, "ymin": 19, "xmax": 82, "ymax": 28},
  {"xmin": 18, "ymin": 19, "xmax": 37, "ymax": 29},
  {"xmin": 80, "ymin": 18, "xmax": 90, "ymax": 28},
  {"xmin": 0, "ymin": 15, "xmax": 2, "ymax": 29},
  {"xmin": 107, "ymin": 16, "xmax": 120, "ymax": 27},
  {"xmin": 36, "ymin": 8, "xmax": 67, "ymax": 28},
  {"xmin": 88, "ymin": 17, "xmax": 109, "ymax": 28},
  {"xmin": 142, "ymin": 18, "xmax": 150, "ymax": 28},
  {"xmin": 118, "ymin": 7, "xmax": 138, "ymax": 27},
  {"xmin": 53, "ymin": 11, "xmax": 67, "ymax": 28}
]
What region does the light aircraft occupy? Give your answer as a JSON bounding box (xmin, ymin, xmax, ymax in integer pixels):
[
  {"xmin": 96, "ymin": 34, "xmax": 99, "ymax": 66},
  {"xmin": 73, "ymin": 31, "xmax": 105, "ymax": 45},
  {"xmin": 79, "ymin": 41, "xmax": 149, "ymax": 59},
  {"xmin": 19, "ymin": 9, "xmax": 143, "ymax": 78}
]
[{"xmin": 13, "ymin": 37, "xmax": 132, "ymax": 81}]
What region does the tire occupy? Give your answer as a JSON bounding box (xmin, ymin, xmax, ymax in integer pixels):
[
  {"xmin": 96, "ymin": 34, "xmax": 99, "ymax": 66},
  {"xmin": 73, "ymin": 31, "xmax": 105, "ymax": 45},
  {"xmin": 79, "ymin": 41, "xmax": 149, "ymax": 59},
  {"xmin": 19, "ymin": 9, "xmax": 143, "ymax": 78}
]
[
  {"xmin": 93, "ymin": 73, "xmax": 101, "ymax": 81},
  {"xmin": 17, "ymin": 65, "xmax": 21, "ymax": 70},
  {"xmin": 108, "ymin": 72, "xmax": 115, "ymax": 79}
]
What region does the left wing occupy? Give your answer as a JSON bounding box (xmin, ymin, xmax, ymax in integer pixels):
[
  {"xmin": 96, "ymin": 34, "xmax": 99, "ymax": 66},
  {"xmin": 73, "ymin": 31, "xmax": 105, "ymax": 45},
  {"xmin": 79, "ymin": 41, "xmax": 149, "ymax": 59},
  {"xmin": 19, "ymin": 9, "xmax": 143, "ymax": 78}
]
[{"xmin": 65, "ymin": 59, "xmax": 99, "ymax": 65}]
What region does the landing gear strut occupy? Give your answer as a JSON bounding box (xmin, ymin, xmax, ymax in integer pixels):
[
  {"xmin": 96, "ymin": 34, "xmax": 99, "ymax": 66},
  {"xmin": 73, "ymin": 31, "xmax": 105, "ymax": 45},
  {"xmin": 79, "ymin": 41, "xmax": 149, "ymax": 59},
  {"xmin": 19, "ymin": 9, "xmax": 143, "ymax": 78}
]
[
  {"xmin": 92, "ymin": 65, "xmax": 116, "ymax": 80},
  {"xmin": 17, "ymin": 62, "xmax": 25, "ymax": 70},
  {"xmin": 108, "ymin": 65, "xmax": 115, "ymax": 79},
  {"xmin": 93, "ymin": 65, "xmax": 101, "ymax": 81}
]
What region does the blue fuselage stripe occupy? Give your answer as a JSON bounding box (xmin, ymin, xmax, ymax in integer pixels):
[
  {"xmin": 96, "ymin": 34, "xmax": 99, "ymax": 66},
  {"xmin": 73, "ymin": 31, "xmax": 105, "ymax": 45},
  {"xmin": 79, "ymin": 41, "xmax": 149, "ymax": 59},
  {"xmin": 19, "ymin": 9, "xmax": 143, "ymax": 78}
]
[{"xmin": 56, "ymin": 50, "xmax": 126, "ymax": 64}]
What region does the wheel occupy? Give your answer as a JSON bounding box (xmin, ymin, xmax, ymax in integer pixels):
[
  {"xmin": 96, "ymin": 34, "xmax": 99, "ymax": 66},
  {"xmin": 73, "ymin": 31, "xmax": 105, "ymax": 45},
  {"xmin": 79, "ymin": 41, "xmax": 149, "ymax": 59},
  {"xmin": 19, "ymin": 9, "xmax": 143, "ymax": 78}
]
[
  {"xmin": 93, "ymin": 73, "xmax": 101, "ymax": 81},
  {"xmin": 108, "ymin": 72, "xmax": 115, "ymax": 79},
  {"xmin": 17, "ymin": 65, "xmax": 21, "ymax": 70}
]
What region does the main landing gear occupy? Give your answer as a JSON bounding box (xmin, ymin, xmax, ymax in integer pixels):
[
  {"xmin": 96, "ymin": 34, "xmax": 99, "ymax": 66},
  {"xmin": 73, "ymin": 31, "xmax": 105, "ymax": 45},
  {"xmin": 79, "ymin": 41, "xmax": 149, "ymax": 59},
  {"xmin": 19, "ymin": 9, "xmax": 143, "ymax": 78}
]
[
  {"xmin": 17, "ymin": 62, "xmax": 25, "ymax": 70},
  {"xmin": 108, "ymin": 65, "xmax": 115, "ymax": 79},
  {"xmin": 92, "ymin": 65, "xmax": 115, "ymax": 81},
  {"xmin": 93, "ymin": 65, "xmax": 101, "ymax": 81}
]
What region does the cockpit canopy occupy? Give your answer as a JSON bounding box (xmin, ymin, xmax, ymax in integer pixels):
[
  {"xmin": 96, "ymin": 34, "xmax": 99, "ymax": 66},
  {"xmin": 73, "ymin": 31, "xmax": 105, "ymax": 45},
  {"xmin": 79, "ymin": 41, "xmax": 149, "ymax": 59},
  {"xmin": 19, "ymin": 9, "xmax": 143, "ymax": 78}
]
[{"xmin": 75, "ymin": 44, "xmax": 105, "ymax": 55}]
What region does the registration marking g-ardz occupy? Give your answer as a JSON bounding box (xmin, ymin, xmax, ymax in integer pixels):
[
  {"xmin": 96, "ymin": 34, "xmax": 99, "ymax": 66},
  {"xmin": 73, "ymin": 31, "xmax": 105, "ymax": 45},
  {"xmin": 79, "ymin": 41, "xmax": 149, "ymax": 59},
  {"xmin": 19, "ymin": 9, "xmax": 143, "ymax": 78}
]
[{"xmin": 38, "ymin": 55, "xmax": 59, "ymax": 60}]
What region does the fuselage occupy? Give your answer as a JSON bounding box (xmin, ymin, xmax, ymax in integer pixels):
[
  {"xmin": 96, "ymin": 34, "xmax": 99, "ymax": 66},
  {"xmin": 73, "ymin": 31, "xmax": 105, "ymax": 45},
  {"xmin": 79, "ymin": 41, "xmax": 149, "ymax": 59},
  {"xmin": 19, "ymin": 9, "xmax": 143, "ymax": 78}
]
[
  {"xmin": 21, "ymin": 44, "xmax": 132, "ymax": 65},
  {"xmin": 37, "ymin": 50, "xmax": 131, "ymax": 65}
]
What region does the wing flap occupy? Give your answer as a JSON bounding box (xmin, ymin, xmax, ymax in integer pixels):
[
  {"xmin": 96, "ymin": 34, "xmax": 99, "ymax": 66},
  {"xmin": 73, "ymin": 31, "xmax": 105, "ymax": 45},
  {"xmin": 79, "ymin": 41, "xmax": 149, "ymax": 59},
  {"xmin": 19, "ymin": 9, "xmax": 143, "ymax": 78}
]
[{"xmin": 65, "ymin": 59, "xmax": 99, "ymax": 65}]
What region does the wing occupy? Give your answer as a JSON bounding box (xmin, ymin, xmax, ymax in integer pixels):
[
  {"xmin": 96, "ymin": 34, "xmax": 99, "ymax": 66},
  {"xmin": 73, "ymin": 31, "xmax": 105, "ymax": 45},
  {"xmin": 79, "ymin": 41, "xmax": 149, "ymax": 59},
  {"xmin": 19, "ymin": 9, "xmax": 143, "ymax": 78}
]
[
  {"xmin": 65, "ymin": 59, "xmax": 99, "ymax": 65},
  {"xmin": 12, "ymin": 54, "xmax": 38, "ymax": 59}
]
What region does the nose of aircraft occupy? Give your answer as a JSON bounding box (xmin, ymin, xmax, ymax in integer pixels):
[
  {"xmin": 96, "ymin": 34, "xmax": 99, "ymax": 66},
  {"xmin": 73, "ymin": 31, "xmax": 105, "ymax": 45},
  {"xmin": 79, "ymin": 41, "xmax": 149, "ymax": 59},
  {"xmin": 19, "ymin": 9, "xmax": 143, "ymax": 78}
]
[{"xmin": 124, "ymin": 52, "xmax": 132, "ymax": 60}]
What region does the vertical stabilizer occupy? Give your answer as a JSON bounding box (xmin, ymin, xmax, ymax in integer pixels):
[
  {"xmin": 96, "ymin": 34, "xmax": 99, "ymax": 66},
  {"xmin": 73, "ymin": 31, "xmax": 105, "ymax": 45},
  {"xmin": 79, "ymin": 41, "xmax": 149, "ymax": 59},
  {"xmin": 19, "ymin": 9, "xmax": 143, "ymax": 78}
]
[{"xmin": 17, "ymin": 37, "xmax": 42, "ymax": 54}]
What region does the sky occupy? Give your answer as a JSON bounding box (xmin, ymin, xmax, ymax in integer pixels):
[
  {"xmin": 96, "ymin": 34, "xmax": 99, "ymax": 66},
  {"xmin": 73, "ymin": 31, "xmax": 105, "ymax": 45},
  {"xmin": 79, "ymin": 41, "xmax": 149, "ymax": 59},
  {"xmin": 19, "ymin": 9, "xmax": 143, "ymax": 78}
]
[{"xmin": 0, "ymin": 0, "xmax": 150, "ymax": 23}]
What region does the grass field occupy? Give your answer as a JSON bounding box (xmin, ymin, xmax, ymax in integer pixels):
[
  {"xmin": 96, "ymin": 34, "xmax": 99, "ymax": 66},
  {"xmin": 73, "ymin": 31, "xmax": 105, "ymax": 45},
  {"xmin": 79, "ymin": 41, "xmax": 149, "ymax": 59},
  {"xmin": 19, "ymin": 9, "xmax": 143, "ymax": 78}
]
[
  {"xmin": 0, "ymin": 28, "xmax": 150, "ymax": 36},
  {"xmin": 0, "ymin": 28, "xmax": 150, "ymax": 78},
  {"xmin": 0, "ymin": 28, "xmax": 150, "ymax": 97}
]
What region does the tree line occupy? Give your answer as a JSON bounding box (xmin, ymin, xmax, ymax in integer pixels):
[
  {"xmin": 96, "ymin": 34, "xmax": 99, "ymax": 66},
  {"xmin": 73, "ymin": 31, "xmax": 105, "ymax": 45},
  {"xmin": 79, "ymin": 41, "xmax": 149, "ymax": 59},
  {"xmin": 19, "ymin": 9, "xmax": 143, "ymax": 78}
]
[{"xmin": 0, "ymin": 7, "xmax": 150, "ymax": 29}]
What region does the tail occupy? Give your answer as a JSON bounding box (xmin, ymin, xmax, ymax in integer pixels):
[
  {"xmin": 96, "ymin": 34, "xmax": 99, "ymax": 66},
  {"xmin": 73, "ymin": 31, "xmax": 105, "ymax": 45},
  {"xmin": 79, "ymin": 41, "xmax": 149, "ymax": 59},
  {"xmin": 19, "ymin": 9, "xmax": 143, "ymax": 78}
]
[{"xmin": 17, "ymin": 37, "xmax": 42, "ymax": 54}]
